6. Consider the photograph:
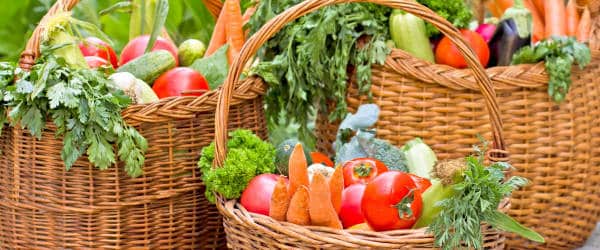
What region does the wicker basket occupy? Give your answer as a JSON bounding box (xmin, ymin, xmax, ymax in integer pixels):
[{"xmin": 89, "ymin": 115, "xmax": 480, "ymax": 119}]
[
  {"xmin": 0, "ymin": 0, "xmax": 264, "ymax": 249},
  {"xmin": 312, "ymin": 2, "xmax": 600, "ymax": 250},
  {"xmin": 211, "ymin": 0, "xmax": 512, "ymax": 248}
]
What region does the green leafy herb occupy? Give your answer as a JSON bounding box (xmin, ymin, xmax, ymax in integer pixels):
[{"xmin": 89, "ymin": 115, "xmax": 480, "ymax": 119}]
[
  {"xmin": 3, "ymin": 54, "xmax": 147, "ymax": 177},
  {"xmin": 247, "ymin": 1, "xmax": 392, "ymax": 142},
  {"xmin": 145, "ymin": 0, "xmax": 169, "ymax": 53},
  {"xmin": 190, "ymin": 44, "xmax": 229, "ymax": 89},
  {"xmin": 511, "ymin": 36, "xmax": 591, "ymax": 102},
  {"xmin": 0, "ymin": 62, "xmax": 15, "ymax": 136},
  {"xmin": 198, "ymin": 129, "xmax": 276, "ymax": 203},
  {"xmin": 427, "ymin": 142, "xmax": 544, "ymax": 250},
  {"xmin": 416, "ymin": 0, "xmax": 473, "ymax": 37}
]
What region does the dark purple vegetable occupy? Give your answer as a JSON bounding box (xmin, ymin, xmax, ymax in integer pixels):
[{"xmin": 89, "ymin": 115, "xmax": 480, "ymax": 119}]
[
  {"xmin": 488, "ymin": 19, "xmax": 530, "ymax": 67},
  {"xmin": 476, "ymin": 23, "xmax": 497, "ymax": 43}
]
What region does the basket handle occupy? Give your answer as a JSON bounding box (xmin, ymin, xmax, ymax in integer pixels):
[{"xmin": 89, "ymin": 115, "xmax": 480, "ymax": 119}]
[
  {"xmin": 18, "ymin": 0, "xmax": 221, "ymax": 70},
  {"xmin": 214, "ymin": 0, "xmax": 508, "ymax": 167}
]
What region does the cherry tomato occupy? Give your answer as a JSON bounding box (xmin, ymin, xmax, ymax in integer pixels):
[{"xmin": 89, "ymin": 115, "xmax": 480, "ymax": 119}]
[
  {"xmin": 79, "ymin": 37, "xmax": 118, "ymax": 69},
  {"xmin": 408, "ymin": 173, "xmax": 432, "ymax": 193},
  {"xmin": 152, "ymin": 67, "xmax": 210, "ymax": 99},
  {"xmin": 361, "ymin": 171, "xmax": 423, "ymax": 231},
  {"xmin": 310, "ymin": 152, "xmax": 334, "ymax": 167},
  {"xmin": 339, "ymin": 183, "xmax": 367, "ymax": 228},
  {"xmin": 240, "ymin": 174, "xmax": 287, "ymax": 216},
  {"xmin": 119, "ymin": 35, "xmax": 179, "ymax": 66},
  {"xmin": 435, "ymin": 29, "xmax": 490, "ymax": 68},
  {"xmin": 84, "ymin": 56, "xmax": 111, "ymax": 69},
  {"xmin": 342, "ymin": 158, "xmax": 388, "ymax": 188}
]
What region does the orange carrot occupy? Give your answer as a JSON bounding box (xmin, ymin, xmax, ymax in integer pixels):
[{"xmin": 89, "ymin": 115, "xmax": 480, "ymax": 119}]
[
  {"xmin": 525, "ymin": 0, "xmax": 545, "ymax": 43},
  {"xmin": 269, "ymin": 176, "xmax": 291, "ymax": 221},
  {"xmin": 566, "ymin": 0, "xmax": 580, "ymax": 36},
  {"xmin": 205, "ymin": 8, "xmax": 228, "ymax": 57},
  {"xmin": 544, "ymin": 0, "xmax": 567, "ymax": 38},
  {"xmin": 328, "ymin": 166, "xmax": 343, "ymax": 214},
  {"xmin": 242, "ymin": 5, "xmax": 256, "ymax": 26},
  {"xmin": 224, "ymin": 0, "xmax": 245, "ymax": 63},
  {"xmin": 533, "ymin": 0, "xmax": 545, "ymax": 19},
  {"xmin": 577, "ymin": 7, "xmax": 592, "ymax": 43},
  {"xmin": 309, "ymin": 173, "xmax": 343, "ymax": 229},
  {"xmin": 286, "ymin": 185, "xmax": 311, "ymax": 226},
  {"xmin": 495, "ymin": 0, "xmax": 515, "ymax": 14},
  {"xmin": 486, "ymin": 1, "xmax": 503, "ymax": 18},
  {"xmin": 288, "ymin": 144, "xmax": 309, "ymax": 198}
]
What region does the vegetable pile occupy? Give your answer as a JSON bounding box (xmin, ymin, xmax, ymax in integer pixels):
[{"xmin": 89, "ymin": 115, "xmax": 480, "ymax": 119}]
[{"xmin": 201, "ymin": 104, "xmax": 545, "ymax": 249}]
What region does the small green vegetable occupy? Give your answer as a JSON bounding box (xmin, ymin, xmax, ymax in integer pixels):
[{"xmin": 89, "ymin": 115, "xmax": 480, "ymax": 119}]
[
  {"xmin": 402, "ymin": 138, "xmax": 437, "ymax": 180},
  {"xmin": 511, "ymin": 36, "xmax": 591, "ymax": 102},
  {"xmin": 198, "ymin": 129, "xmax": 276, "ymax": 203},
  {"xmin": 179, "ymin": 39, "xmax": 207, "ymax": 66},
  {"xmin": 389, "ymin": 10, "xmax": 434, "ymax": 62},
  {"xmin": 189, "ymin": 45, "xmax": 229, "ymax": 89}
]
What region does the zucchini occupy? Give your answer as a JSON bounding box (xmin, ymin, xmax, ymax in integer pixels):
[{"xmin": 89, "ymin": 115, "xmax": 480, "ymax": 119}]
[{"xmin": 117, "ymin": 50, "xmax": 175, "ymax": 84}]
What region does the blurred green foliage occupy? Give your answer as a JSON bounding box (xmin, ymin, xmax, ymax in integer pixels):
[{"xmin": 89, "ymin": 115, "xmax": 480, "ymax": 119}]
[{"xmin": 0, "ymin": 0, "xmax": 222, "ymax": 61}]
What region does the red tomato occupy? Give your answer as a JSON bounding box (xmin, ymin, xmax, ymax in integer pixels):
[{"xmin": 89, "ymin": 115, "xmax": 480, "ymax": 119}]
[
  {"xmin": 85, "ymin": 56, "xmax": 110, "ymax": 69},
  {"xmin": 361, "ymin": 171, "xmax": 423, "ymax": 231},
  {"xmin": 340, "ymin": 183, "xmax": 367, "ymax": 228},
  {"xmin": 342, "ymin": 158, "xmax": 388, "ymax": 188},
  {"xmin": 310, "ymin": 152, "xmax": 334, "ymax": 167},
  {"xmin": 119, "ymin": 35, "xmax": 179, "ymax": 66},
  {"xmin": 79, "ymin": 37, "xmax": 118, "ymax": 69},
  {"xmin": 408, "ymin": 173, "xmax": 432, "ymax": 193},
  {"xmin": 435, "ymin": 29, "xmax": 490, "ymax": 68},
  {"xmin": 152, "ymin": 67, "xmax": 210, "ymax": 99},
  {"xmin": 240, "ymin": 174, "xmax": 287, "ymax": 216}
]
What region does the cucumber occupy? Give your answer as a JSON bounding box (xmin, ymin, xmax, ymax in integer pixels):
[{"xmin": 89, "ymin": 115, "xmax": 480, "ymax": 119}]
[{"xmin": 117, "ymin": 50, "xmax": 176, "ymax": 84}]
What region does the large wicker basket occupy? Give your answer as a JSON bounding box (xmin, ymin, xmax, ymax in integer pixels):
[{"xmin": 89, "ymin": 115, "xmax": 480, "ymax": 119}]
[
  {"xmin": 0, "ymin": 0, "xmax": 264, "ymax": 249},
  {"xmin": 212, "ymin": 0, "xmax": 512, "ymax": 248},
  {"xmin": 313, "ymin": 2, "xmax": 600, "ymax": 249}
]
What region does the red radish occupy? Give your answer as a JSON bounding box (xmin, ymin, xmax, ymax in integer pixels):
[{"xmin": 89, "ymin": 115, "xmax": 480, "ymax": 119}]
[
  {"xmin": 475, "ymin": 23, "xmax": 497, "ymax": 43},
  {"xmin": 152, "ymin": 67, "xmax": 209, "ymax": 99},
  {"xmin": 85, "ymin": 56, "xmax": 110, "ymax": 69},
  {"xmin": 79, "ymin": 37, "xmax": 118, "ymax": 68},
  {"xmin": 119, "ymin": 35, "xmax": 179, "ymax": 66}
]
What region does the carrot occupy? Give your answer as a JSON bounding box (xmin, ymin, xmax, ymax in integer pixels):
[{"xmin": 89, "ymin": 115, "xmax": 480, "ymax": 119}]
[
  {"xmin": 224, "ymin": 0, "xmax": 245, "ymax": 64},
  {"xmin": 286, "ymin": 185, "xmax": 311, "ymax": 226},
  {"xmin": 544, "ymin": 0, "xmax": 567, "ymax": 38},
  {"xmin": 533, "ymin": 0, "xmax": 545, "ymax": 19},
  {"xmin": 566, "ymin": 0, "xmax": 580, "ymax": 36},
  {"xmin": 495, "ymin": 0, "xmax": 515, "ymax": 14},
  {"xmin": 525, "ymin": 0, "xmax": 545, "ymax": 43},
  {"xmin": 328, "ymin": 166, "xmax": 344, "ymax": 214},
  {"xmin": 577, "ymin": 7, "xmax": 592, "ymax": 43},
  {"xmin": 242, "ymin": 5, "xmax": 256, "ymax": 26},
  {"xmin": 288, "ymin": 143, "xmax": 310, "ymax": 198},
  {"xmin": 205, "ymin": 8, "xmax": 227, "ymax": 57},
  {"xmin": 269, "ymin": 176, "xmax": 291, "ymax": 221},
  {"xmin": 486, "ymin": 1, "xmax": 503, "ymax": 18},
  {"xmin": 309, "ymin": 173, "xmax": 343, "ymax": 229}
]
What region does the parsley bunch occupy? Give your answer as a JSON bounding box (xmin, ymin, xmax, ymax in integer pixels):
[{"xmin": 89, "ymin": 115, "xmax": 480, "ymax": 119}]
[
  {"xmin": 247, "ymin": 1, "xmax": 391, "ymax": 143},
  {"xmin": 0, "ymin": 55, "xmax": 147, "ymax": 177},
  {"xmin": 512, "ymin": 36, "xmax": 591, "ymax": 102}
]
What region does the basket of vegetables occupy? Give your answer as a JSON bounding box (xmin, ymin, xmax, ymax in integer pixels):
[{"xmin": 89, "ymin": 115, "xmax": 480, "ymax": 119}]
[
  {"xmin": 200, "ymin": 0, "xmax": 547, "ymax": 249},
  {"xmin": 0, "ymin": 0, "xmax": 260, "ymax": 249},
  {"xmin": 240, "ymin": 0, "xmax": 600, "ymax": 248}
]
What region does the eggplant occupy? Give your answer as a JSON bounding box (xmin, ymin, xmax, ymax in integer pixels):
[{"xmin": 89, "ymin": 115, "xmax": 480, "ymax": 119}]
[{"xmin": 488, "ymin": 18, "xmax": 530, "ymax": 67}]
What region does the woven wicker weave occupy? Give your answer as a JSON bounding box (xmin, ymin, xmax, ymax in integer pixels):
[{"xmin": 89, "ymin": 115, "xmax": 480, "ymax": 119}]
[
  {"xmin": 0, "ymin": 0, "xmax": 265, "ymax": 249},
  {"xmin": 313, "ymin": 3, "xmax": 600, "ymax": 250},
  {"xmin": 212, "ymin": 0, "xmax": 510, "ymax": 249}
]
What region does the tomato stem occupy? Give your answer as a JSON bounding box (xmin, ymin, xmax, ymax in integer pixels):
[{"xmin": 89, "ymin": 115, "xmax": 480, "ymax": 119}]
[
  {"xmin": 393, "ymin": 189, "xmax": 415, "ymax": 220},
  {"xmin": 354, "ymin": 164, "xmax": 372, "ymax": 177}
]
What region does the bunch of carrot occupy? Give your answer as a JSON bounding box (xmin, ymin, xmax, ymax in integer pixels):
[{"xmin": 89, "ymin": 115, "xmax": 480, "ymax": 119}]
[
  {"xmin": 487, "ymin": 0, "xmax": 592, "ymax": 43},
  {"xmin": 270, "ymin": 144, "xmax": 344, "ymax": 229},
  {"xmin": 205, "ymin": 0, "xmax": 256, "ymax": 63}
]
